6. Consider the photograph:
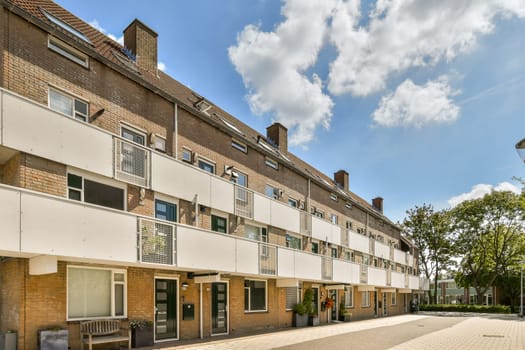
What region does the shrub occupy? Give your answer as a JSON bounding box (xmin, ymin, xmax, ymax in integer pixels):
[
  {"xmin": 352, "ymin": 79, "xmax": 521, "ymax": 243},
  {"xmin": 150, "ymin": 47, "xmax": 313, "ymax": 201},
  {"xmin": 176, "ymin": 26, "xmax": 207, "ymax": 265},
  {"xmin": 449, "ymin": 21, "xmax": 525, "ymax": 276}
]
[{"xmin": 418, "ymin": 304, "xmax": 511, "ymax": 314}]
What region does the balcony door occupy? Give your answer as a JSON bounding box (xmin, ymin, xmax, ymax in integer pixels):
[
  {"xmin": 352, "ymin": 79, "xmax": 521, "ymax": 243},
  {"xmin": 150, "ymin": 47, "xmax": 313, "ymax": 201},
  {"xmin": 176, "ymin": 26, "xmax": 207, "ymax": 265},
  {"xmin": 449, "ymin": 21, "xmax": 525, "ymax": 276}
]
[
  {"xmin": 155, "ymin": 278, "xmax": 178, "ymax": 341},
  {"xmin": 211, "ymin": 282, "xmax": 228, "ymax": 335}
]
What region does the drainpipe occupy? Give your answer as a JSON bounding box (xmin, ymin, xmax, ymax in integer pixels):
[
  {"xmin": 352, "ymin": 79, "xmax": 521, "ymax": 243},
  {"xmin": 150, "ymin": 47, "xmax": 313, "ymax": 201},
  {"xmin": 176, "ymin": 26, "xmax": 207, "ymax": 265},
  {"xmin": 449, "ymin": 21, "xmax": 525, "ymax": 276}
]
[
  {"xmin": 193, "ymin": 194, "xmax": 199, "ymax": 227},
  {"xmin": 174, "ymin": 103, "xmax": 178, "ymax": 159},
  {"xmin": 199, "ymin": 282, "xmax": 203, "ymax": 339}
]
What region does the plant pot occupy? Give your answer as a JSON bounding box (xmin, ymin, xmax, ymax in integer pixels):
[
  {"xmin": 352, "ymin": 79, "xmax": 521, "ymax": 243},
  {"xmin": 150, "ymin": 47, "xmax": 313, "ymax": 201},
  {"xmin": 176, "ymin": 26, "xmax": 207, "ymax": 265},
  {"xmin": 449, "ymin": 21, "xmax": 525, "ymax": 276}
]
[
  {"xmin": 308, "ymin": 315, "xmax": 319, "ymax": 326},
  {"xmin": 131, "ymin": 326, "xmax": 153, "ymax": 348},
  {"xmin": 38, "ymin": 329, "xmax": 68, "ymax": 350},
  {"xmin": 292, "ymin": 313, "xmax": 308, "ymax": 327},
  {"xmin": 339, "ymin": 314, "xmax": 351, "ymax": 322}
]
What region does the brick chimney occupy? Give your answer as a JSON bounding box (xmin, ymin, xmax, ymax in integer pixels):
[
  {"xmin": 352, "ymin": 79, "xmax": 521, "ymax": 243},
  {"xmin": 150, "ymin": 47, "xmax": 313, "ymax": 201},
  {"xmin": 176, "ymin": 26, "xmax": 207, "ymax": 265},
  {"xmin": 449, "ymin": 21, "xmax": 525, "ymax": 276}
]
[
  {"xmin": 266, "ymin": 123, "xmax": 288, "ymax": 153},
  {"xmin": 372, "ymin": 197, "xmax": 384, "ymax": 213},
  {"xmin": 334, "ymin": 170, "xmax": 349, "ymax": 192},
  {"xmin": 123, "ymin": 19, "xmax": 158, "ymax": 72}
]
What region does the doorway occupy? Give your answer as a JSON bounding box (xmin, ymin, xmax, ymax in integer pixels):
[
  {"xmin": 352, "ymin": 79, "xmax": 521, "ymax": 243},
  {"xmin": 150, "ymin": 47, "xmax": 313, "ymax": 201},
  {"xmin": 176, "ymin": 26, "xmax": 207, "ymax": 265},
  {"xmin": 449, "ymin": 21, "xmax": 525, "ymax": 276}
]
[
  {"xmin": 329, "ymin": 289, "xmax": 338, "ymax": 321},
  {"xmin": 211, "ymin": 282, "xmax": 228, "ymax": 335},
  {"xmin": 155, "ymin": 278, "xmax": 178, "ymax": 341},
  {"xmin": 383, "ymin": 292, "xmax": 388, "ymax": 316}
]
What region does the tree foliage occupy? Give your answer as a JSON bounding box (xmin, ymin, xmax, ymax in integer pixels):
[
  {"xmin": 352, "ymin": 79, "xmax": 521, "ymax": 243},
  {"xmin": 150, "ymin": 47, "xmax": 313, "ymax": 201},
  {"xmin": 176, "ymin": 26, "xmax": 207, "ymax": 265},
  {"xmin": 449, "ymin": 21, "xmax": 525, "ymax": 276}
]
[{"xmin": 402, "ymin": 204, "xmax": 455, "ymax": 304}]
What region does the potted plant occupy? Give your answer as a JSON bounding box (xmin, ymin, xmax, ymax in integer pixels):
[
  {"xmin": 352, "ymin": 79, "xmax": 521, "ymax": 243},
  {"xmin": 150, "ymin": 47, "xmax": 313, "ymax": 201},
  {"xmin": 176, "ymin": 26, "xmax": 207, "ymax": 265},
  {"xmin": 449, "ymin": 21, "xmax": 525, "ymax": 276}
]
[
  {"xmin": 129, "ymin": 319, "xmax": 153, "ymax": 348},
  {"xmin": 292, "ymin": 302, "xmax": 308, "ymax": 327},
  {"xmin": 339, "ymin": 302, "xmax": 352, "ymax": 322},
  {"xmin": 303, "ymin": 288, "xmax": 319, "ymax": 326}
]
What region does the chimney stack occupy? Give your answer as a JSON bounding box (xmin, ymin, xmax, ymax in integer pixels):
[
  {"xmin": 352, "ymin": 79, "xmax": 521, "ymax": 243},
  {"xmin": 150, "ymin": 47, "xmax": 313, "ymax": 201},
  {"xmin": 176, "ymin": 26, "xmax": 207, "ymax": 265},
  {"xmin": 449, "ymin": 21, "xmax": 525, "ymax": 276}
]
[
  {"xmin": 334, "ymin": 170, "xmax": 349, "ymax": 192},
  {"xmin": 372, "ymin": 197, "xmax": 384, "ymax": 214},
  {"xmin": 123, "ymin": 19, "xmax": 158, "ymax": 72},
  {"xmin": 266, "ymin": 123, "xmax": 288, "ymax": 153}
]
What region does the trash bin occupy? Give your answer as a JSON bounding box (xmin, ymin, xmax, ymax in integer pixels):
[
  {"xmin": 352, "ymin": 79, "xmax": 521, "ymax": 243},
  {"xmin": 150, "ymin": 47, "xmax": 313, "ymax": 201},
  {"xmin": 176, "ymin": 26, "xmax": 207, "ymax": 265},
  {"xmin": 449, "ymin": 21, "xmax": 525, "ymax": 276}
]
[{"xmin": 0, "ymin": 331, "xmax": 17, "ymax": 350}]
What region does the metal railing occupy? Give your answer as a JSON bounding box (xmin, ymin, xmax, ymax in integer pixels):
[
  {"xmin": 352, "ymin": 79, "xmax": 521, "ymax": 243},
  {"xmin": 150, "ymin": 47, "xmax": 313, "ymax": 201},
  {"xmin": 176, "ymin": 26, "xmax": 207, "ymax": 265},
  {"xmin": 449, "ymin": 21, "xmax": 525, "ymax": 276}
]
[
  {"xmin": 115, "ymin": 138, "xmax": 150, "ymax": 187},
  {"xmin": 387, "ymin": 270, "xmax": 392, "ymax": 286},
  {"xmin": 138, "ymin": 218, "xmax": 176, "ymax": 265},
  {"xmin": 300, "ymin": 211, "xmax": 312, "ymax": 236},
  {"xmin": 259, "ymin": 243, "xmax": 277, "ymax": 275},
  {"xmin": 341, "ymin": 229, "xmax": 349, "ymax": 247},
  {"xmin": 369, "ymin": 237, "xmax": 375, "ymax": 256},
  {"xmin": 405, "ymin": 273, "xmax": 409, "ymax": 288},
  {"xmin": 360, "ymin": 264, "xmax": 368, "ymax": 284},
  {"xmin": 322, "ymin": 256, "xmax": 333, "ymax": 280},
  {"xmin": 234, "ymin": 185, "xmax": 253, "ymax": 219}
]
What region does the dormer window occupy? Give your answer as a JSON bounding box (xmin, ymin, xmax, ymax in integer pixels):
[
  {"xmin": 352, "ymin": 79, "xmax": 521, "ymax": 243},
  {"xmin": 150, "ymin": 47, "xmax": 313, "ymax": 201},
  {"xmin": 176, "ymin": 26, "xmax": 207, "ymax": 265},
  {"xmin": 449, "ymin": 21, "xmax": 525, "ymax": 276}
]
[
  {"xmin": 41, "ymin": 8, "xmax": 92, "ymax": 44},
  {"xmin": 48, "ymin": 36, "xmax": 89, "ymax": 68},
  {"xmin": 195, "ymin": 99, "xmax": 212, "ymax": 115}
]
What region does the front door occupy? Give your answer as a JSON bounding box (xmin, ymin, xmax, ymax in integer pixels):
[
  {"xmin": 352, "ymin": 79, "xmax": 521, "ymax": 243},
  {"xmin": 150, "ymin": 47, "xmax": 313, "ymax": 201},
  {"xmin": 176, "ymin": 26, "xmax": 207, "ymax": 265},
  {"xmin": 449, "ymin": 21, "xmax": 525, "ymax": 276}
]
[
  {"xmin": 211, "ymin": 282, "xmax": 228, "ymax": 335},
  {"xmin": 155, "ymin": 279, "xmax": 178, "ymax": 341},
  {"xmin": 383, "ymin": 292, "xmax": 388, "ymax": 316},
  {"xmin": 329, "ymin": 289, "xmax": 338, "ymax": 321}
]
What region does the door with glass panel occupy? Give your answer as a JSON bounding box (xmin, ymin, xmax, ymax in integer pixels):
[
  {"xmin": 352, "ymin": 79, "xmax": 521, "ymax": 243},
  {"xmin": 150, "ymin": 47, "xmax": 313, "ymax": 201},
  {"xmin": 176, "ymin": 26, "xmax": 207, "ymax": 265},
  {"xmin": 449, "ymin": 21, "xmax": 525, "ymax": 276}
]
[
  {"xmin": 211, "ymin": 282, "xmax": 228, "ymax": 335},
  {"xmin": 329, "ymin": 289, "xmax": 338, "ymax": 321},
  {"xmin": 155, "ymin": 279, "xmax": 178, "ymax": 341}
]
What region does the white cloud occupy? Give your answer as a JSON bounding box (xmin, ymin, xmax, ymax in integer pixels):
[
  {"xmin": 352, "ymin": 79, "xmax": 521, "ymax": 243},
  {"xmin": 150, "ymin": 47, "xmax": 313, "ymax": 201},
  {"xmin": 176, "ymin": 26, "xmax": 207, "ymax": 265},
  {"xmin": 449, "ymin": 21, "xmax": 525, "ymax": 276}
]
[
  {"xmin": 372, "ymin": 76, "xmax": 460, "ymax": 127},
  {"xmin": 228, "ymin": 0, "xmax": 336, "ymax": 146},
  {"xmin": 448, "ymin": 181, "xmax": 521, "ymax": 207},
  {"xmin": 328, "ymin": 0, "xmax": 525, "ymax": 97},
  {"xmin": 158, "ymin": 62, "xmax": 167, "ymax": 72},
  {"xmin": 88, "ymin": 19, "xmax": 123, "ymax": 45}
]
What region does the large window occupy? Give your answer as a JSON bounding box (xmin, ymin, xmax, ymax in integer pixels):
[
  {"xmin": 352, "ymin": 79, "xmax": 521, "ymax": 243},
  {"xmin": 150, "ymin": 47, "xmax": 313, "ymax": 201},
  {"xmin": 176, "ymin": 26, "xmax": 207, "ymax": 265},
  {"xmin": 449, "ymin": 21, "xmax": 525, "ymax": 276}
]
[
  {"xmin": 265, "ymin": 184, "xmax": 279, "ymax": 199},
  {"xmin": 49, "ymin": 88, "xmax": 88, "ymax": 121},
  {"xmin": 362, "ymin": 291, "xmax": 370, "ymax": 307},
  {"xmin": 155, "ymin": 199, "xmax": 177, "ymax": 222},
  {"xmin": 245, "ymin": 224, "xmax": 267, "ymax": 242},
  {"xmin": 344, "ymin": 286, "xmax": 354, "ymax": 308},
  {"xmin": 67, "ymin": 266, "xmax": 126, "ymax": 320},
  {"xmin": 211, "ymin": 215, "xmax": 228, "ymax": 234},
  {"xmin": 68, "ymin": 173, "xmax": 124, "ymax": 210},
  {"xmin": 285, "ymin": 287, "xmax": 299, "ymax": 310},
  {"xmin": 286, "ymin": 233, "xmax": 302, "ymax": 250},
  {"xmin": 311, "ymin": 241, "xmax": 319, "ymax": 254},
  {"xmin": 244, "ymin": 279, "xmax": 267, "ymax": 312}
]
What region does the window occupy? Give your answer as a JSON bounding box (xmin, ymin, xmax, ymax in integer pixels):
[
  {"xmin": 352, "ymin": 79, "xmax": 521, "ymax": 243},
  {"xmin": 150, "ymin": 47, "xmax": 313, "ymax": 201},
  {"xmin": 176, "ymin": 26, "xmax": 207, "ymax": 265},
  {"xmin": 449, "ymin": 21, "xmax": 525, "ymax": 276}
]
[
  {"xmin": 48, "ymin": 36, "xmax": 89, "ymax": 67},
  {"xmin": 245, "ymin": 224, "xmax": 267, "ymax": 242},
  {"xmin": 265, "ymin": 157, "xmax": 278, "ymax": 170},
  {"xmin": 362, "ymin": 291, "xmax": 370, "ymax": 307},
  {"xmin": 330, "ymin": 214, "xmax": 338, "ymax": 225},
  {"xmin": 344, "ymin": 286, "xmax": 354, "ymax": 308},
  {"xmin": 345, "ymin": 250, "xmax": 354, "ymax": 262},
  {"xmin": 42, "ymin": 9, "xmax": 92, "ymax": 43},
  {"xmin": 265, "ymin": 184, "xmax": 279, "ymax": 199},
  {"xmin": 286, "ymin": 233, "xmax": 302, "ymax": 250},
  {"xmin": 181, "ymin": 148, "xmax": 192, "ymax": 163},
  {"xmin": 211, "ymin": 215, "xmax": 227, "ymax": 234},
  {"xmin": 198, "ymin": 159, "xmax": 215, "ymax": 174},
  {"xmin": 155, "ymin": 199, "xmax": 177, "ymax": 222},
  {"xmin": 345, "ymin": 202, "xmax": 353, "ymax": 210},
  {"xmin": 363, "ymin": 255, "xmax": 370, "ymax": 266},
  {"xmin": 288, "ymin": 197, "xmax": 298, "ymax": 208},
  {"xmin": 285, "ymin": 287, "xmax": 299, "ymax": 310},
  {"xmin": 313, "ymin": 209, "xmax": 324, "ymax": 219},
  {"xmin": 151, "ymin": 134, "xmax": 166, "ymax": 152},
  {"xmin": 391, "ymin": 292, "xmax": 397, "ymax": 306},
  {"xmin": 311, "ymin": 241, "xmax": 319, "ymax": 254},
  {"xmin": 346, "ymin": 221, "xmax": 353, "ymax": 230},
  {"xmin": 329, "ymin": 193, "xmax": 338, "ymax": 201},
  {"xmin": 49, "ymin": 88, "xmax": 88, "ymax": 121},
  {"xmin": 121, "ymin": 126, "xmax": 146, "ymax": 145},
  {"xmin": 68, "ymin": 173, "xmax": 124, "ymax": 210},
  {"xmin": 67, "ymin": 266, "xmax": 126, "ymax": 320},
  {"xmin": 244, "ymin": 279, "xmax": 267, "ymax": 312},
  {"xmin": 231, "ymin": 171, "xmax": 247, "ymax": 187},
  {"xmin": 232, "ymin": 139, "xmax": 247, "ymax": 153},
  {"xmin": 331, "ymin": 247, "xmax": 338, "ymax": 258}
]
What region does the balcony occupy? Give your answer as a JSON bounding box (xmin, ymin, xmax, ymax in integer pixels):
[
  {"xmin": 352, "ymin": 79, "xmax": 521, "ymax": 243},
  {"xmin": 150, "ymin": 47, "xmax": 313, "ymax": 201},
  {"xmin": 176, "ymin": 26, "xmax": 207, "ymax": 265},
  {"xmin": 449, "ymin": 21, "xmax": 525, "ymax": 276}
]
[
  {"xmin": 374, "ymin": 240, "xmax": 390, "ymax": 260},
  {"xmin": 234, "ymin": 185, "xmax": 254, "ymax": 219},
  {"xmin": 115, "ymin": 138, "xmax": 150, "ymax": 187},
  {"xmin": 138, "ymin": 218, "xmax": 175, "ymax": 265},
  {"xmin": 311, "ymin": 216, "xmax": 341, "ymax": 245},
  {"xmin": 367, "ymin": 266, "xmax": 387, "ymax": 287},
  {"xmin": 393, "ymin": 248, "xmax": 406, "ymax": 264},
  {"xmin": 391, "ymin": 271, "xmax": 405, "ymax": 288},
  {"xmin": 321, "ymin": 256, "xmax": 333, "ymax": 280},
  {"xmin": 348, "ymin": 230, "xmax": 369, "ymax": 254}
]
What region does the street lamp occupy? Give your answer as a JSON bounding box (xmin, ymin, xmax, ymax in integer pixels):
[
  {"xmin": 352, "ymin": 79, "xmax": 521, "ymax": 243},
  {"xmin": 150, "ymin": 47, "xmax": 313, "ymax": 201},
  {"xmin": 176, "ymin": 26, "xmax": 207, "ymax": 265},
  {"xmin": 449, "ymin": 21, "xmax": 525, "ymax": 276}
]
[
  {"xmin": 516, "ymin": 138, "xmax": 525, "ymax": 163},
  {"xmin": 516, "ymin": 139, "xmax": 525, "ymax": 316}
]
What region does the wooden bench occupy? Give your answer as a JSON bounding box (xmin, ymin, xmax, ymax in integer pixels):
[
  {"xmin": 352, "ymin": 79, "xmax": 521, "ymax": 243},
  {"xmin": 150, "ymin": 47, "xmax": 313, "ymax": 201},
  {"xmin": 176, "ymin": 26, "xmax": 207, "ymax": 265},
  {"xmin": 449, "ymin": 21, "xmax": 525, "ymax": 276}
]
[{"xmin": 80, "ymin": 319, "xmax": 131, "ymax": 350}]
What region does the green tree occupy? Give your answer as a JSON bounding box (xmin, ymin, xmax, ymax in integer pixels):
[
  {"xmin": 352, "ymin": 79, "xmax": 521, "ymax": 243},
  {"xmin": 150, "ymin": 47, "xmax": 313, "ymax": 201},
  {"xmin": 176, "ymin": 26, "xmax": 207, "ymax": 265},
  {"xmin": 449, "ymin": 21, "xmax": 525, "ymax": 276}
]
[
  {"xmin": 402, "ymin": 204, "xmax": 455, "ymax": 304},
  {"xmin": 452, "ymin": 190, "xmax": 525, "ymax": 304}
]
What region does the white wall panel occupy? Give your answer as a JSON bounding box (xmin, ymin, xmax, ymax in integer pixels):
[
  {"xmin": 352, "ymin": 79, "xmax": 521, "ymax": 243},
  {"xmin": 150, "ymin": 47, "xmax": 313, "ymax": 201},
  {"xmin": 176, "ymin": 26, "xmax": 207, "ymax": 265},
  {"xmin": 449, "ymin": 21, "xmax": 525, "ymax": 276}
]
[
  {"xmin": 393, "ymin": 249, "xmax": 406, "ymax": 264},
  {"xmin": 151, "ymin": 153, "xmax": 211, "ymax": 205},
  {"xmin": 368, "ymin": 267, "xmax": 387, "ymax": 287},
  {"xmin": 374, "ymin": 241, "xmax": 390, "ymax": 259},
  {"xmin": 20, "ymin": 194, "xmax": 136, "ymax": 262},
  {"xmin": 391, "ymin": 271, "xmax": 405, "ymax": 288},
  {"xmin": 235, "ymin": 239, "xmax": 259, "ymax": 274},
  {"xmin": 277, "ymin": 248, "xmax": 295, "ymax": 277},
  {"xmin": 311, "ymin": 217, "xmax": 331, "ymax": 242},
  {"xmin": 0, "ymin": 187, "xmax": 21, "ymax": 252},
  {"xmin": 270, "ymin": 200, "xmax": 300, "ymax": 233},
  {"xmin": 332, "ymin": 260, "xmax": 360, "ymax": 284},
  {"xmin": 409, "ymin": 275, "xmax": 420, "ymax": 290},
  {"xmin": 407, "ymin": 254, "xmax": 414, "ymax": 267},
  {"xmin": 348, "ymin": 231, "xmax": 369, "ymax": 254},
  {"xmin": 177, "ymin": 226, "xmax": 236, "ymax": 271},
  {"xmin": 294, "ymin": 253, "xmax": 321, "ymax": 280},
  {"xmin": 2, "ymin": 93, "xmax": 113, "ymax": 177},
  {"xmin": 210, "ymin": 176, "xmax": 234, "ymax": 214},
  {"xmin": 253, "ymin": 193, "xmax": 271, "ymax": 224}
]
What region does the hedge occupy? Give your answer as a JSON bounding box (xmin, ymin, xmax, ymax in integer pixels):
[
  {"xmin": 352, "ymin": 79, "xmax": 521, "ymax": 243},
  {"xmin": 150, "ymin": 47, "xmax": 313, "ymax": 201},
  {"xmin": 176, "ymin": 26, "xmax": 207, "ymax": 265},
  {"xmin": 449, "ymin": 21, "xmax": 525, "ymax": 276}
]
[{"xmin": 418, "ymin": 304, "xmax": 511, "ymax": 314}]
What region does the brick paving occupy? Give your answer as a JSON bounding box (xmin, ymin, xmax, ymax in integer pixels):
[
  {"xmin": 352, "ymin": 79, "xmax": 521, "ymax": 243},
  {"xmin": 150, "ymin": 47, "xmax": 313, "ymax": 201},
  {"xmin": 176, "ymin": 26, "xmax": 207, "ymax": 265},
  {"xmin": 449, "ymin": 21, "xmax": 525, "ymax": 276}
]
[{"xmin": 160, "ymin": 314, "xmax": 525, "ymax": 350}]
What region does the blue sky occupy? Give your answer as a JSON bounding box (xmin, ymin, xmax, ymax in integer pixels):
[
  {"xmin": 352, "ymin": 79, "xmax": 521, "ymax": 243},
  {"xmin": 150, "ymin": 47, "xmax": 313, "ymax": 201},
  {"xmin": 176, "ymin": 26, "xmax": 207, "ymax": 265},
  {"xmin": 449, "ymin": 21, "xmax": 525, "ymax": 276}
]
[{"xmin": 55, "ymin": 0, "xmax": 525, "ymax": 223}]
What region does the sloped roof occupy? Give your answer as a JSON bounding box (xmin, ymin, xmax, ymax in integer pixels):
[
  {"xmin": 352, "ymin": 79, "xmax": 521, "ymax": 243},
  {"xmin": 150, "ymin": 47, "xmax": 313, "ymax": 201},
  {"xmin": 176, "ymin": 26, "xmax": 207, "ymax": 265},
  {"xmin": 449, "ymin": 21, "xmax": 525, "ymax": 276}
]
[{"xmin": 4, "ymin": 0, "xmax": 397, "ymax": 227}]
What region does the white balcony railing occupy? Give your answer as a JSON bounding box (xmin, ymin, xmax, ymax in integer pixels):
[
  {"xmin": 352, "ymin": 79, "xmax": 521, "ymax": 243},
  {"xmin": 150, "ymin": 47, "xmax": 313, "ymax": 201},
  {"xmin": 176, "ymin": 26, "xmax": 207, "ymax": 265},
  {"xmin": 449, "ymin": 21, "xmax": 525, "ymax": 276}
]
[
  {"xmin": 234, "ymin": 185, "xmax": 254, "ymax": 219},
  {"xmin": 300, "ymin": 211, "xmax": 312, "ymax": 236},
  {"xmin": 321, "ymin": 256, "xmax": 333, "ymax": 280},
  {"xmin": 259, "ymin": 243, "xmax": 277, "ymax": 275},
  {"xmin": 115, "ymin": 138, "xmax": 150, "ymax": 187},
  {"xmin": 360, "ymin": 264, "xmax": 368, "ymax": 284},
  {"xmin": 138, "ymin": 218, "xmax": 176, "ymax": 265},
  {"xmin": 341, "ymin": 230, "xmax": 349, "ymax": 247},
  {"xmin": 348, "ymin": 231, "xmax": 369, "ymax": 254}
]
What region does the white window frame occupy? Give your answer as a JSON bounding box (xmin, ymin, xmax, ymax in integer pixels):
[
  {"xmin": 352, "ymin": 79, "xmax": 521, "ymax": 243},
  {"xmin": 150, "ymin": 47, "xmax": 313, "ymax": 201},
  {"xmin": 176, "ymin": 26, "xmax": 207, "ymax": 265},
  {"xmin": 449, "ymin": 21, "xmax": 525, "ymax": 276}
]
[
  {"xmin": 265, "ymin": 184, "xmax": 279, "ymax": 200},
  {"xmin": 330, "ymin": 214, "xmax": 338, "ymax": 225},
  {"xmin": 42, "ymin": 9, "xmax": 92, "ymax": 43},
  {"xmin": 66, "ymin": 265, "xmax": 127, "ymax": 321},
  {"xmin": 244, "ymin": 222, "xmax": 267, "ymax": 242},
  {"xmin": 344, "ymin": 286, "xmax": 354, "ymax": 308},
  {"xmin": 197, "ymin": 157, "xmax": 216, "ymax": 174},
  {"xmin": 48, "ymin": 36, "xmax": 89, "ymax": 68},
  {"xmin": 48, "ymin": 87, "xmax": 89, "ymax": 122},
  {"xmin": 329, "ymin": 193, "xmax": 338, "ymax": 201},
  {"xmin": 288, "ymin": 197, "xmax": 298, "ymax": 208},
  {"xmin": 244, "ymin": 279, "xmax": 267, "ymax": 313},
  {"xmin": 181, "ymin": 148, "xmax": 193, "ymax": 163},
  {"xmin": 150, "ymin": 133, "xmax": 166, "ymax": 152},
  {"xmin": 362, "ymin": 291, "xmax": 370, "ymax": 307},
  {"xmin": 67, "ymin": 169, "xmax": 127, "ymax": 211},
  {"xmin": 285, "ymin": 287, "xmax": 300, "ymax": 311},
  {"xmin": 265, "ymin": 157, "xmax": 278, "ymax": 170},
  {"xmin": 391, "ymin": 292, "xmax": 397, "ymax": 306},
  {"xmin": 231, "ymin": 139, "xmax": 247, "ymax": 153},
  {"xmin": 120, "ymin": 123, "xmax": 147, "ymax": 146},
  {"xmin": 285, "ymin": 233, "xmax": 302, "ymax": 250}
]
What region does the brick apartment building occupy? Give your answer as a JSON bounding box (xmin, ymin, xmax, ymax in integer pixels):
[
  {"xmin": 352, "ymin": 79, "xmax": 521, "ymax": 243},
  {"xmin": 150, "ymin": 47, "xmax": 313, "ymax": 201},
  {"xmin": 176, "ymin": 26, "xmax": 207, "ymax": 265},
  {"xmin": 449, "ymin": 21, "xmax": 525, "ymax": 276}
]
[{"xmin": 0, "ymin": 0, "xmax": 428, "ymax": 348}]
